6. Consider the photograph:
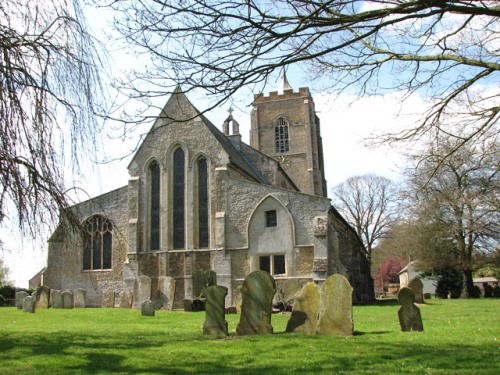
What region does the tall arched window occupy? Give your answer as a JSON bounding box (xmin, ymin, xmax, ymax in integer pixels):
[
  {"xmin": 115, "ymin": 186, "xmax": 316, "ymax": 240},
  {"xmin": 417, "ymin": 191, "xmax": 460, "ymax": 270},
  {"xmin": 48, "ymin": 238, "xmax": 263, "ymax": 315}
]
[
  {"xmin": 149, "ymin": 161, "xmax": 160, "ymax": 250},
  {"xmin": 274, "ymin": 117, "xmax": 289, "ymax": 153},
  {"xmin": 198, "ymin": 158, "xmax": 209, "ymax": 248},
  {"xmin": 173, "ymin": 148, "xmax": 185, "ymax": 249},
  {"xmin": 83, "ymin": 215, "xmax": 112, "ymax": 270}
]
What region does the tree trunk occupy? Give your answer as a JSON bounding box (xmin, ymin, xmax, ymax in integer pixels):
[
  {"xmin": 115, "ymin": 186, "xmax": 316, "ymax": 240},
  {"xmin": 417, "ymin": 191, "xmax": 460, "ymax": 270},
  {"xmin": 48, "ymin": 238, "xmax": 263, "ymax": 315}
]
[{"xmin": 463, "ymin": 269, "xmax": 476, "ymax": 298}]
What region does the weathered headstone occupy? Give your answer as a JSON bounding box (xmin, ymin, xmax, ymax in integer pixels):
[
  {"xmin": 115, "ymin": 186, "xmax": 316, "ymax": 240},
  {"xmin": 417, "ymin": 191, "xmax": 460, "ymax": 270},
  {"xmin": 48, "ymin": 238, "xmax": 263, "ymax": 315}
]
[
  {"xmin": 23, "ymin": 296, "xmax": 35, "ymax": 313},
  {"xmin": 483, "ymin": 283, "xmax": 493, "ymax": 298},
  {"xmin": 51, "ymin": 290, "xmax": 63, "ymax": 308},
  {"xmin": 397, "ymin": 287, "xmax": 424, "ymax": 332},
  {"xmin": 286, "ymin": 282, "xmax": 320, "ymax": 335},
  {"xmin": 236, "ymin": 271, "xmax": 276, "ymax": 335},
  {"xmin": 155, "ymin": 276, "xmax": 176, "ymax": 310},
  {"xmin": 317, "ymin": 274, "xmax": 353, "ymax": 336},
  {"xmin": 408, "ymin": 278, "xmax": 424, "ymax": 304},
  {"xmin": 136, "ymin": 275, "xmax": 152, "ymax": 308},
  {"xmin": 36, "ymin": 286, "xmax": 50, "ymax": 309},
  {"xmin": 193, "ymin": 270, "xmax": 217, "ymax": 298},
  {"xmin": 62, "ymin": 290, "xmax": 74, "ymax": 309},
  {"xmin": 203, "ymin": 285, "xmax": 229, "ymax": 336},
  {"xmin": 74, "ymin": 288, "xmax": 86, "ymax": 308},
  {"xmin": 16, "ymin": 291, "xmax": 28, "ymax": 309},
  {"xmin": 102, "ymin": 289, "xmax": 115, "ymax": 308},
  {"xmin": 141, "ymin": 300, "xmax": 155, "ymax": 316},
  {"xmin": 115, "ymin": 289, "xmax": 133, "ymax": 308},
  {"xmin": 493, "ymin": 284, "xmax": 500, "ymax": 298}
]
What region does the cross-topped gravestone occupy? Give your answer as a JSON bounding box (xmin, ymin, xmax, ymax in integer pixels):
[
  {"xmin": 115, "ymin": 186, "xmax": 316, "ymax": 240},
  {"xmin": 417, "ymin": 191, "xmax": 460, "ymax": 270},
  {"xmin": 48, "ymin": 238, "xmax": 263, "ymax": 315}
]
[
  {"xmin": 236, "ymin": 271, "xmax": 276, "ymax": 335},
  {"xmin": 397, "ymin": 287, "xmax": 424, "ymax": 332},
  {"xmin": 203, "ymin": 285, "xmax": 229, "ymax": 336}
]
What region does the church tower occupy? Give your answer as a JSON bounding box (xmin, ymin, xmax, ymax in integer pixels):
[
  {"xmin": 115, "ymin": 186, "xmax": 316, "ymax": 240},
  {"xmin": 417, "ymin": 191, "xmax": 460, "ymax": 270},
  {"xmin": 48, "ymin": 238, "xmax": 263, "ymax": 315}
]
[{"xmin": 250, "ymin": 74, "xmax": 327, "ymax": 197}]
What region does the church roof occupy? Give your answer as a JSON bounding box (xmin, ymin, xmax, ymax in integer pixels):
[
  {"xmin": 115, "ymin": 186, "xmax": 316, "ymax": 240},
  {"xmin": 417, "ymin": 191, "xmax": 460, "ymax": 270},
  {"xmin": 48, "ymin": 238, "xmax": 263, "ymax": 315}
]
[{"xmin": 131, "ymin": 88, "xmax": 265, "ymax": 183}]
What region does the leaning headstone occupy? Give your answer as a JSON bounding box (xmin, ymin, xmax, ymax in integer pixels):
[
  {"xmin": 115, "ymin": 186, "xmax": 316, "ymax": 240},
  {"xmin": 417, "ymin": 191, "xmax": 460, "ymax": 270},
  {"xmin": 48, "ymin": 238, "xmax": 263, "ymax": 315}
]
[
  {"xmin": 16, "ymin": 291, "xmax": 28, "ymax": 309},
  {"xmin": 317, "ymin": 274, "xmax": 353, "ymax": 336},
  {"xmin": 23, "ymin": 296, "xmax": 35, "ymax": 313},
  {"xmin": 36, "ymin": 286, "xmax": 50, "ymax": 309},
  {"xmin": 408, "ymin": 278, "xmax": 424, "ymax": 304},
  {"xmin": 51, "ymin": 290, "xmax": 63, "ymax": 308},
  {"xmin": 102, "ymin": 289, "xmax": 115, "ymax": 308},
  {"xmin": 286, "ymin": 282, "xmax": 320, "ymax": 335},
  {"xmin": 397, "ymin": 287, "xmax": 424, "ymax": 332},
  {"xmin": 155, "ymin": 276, "xmax": 176, "ymax": 310},
  {"xmin": 236, "ymin": 271, "xmax": 276, "ymax": 335},
  {"xmin": 74, "ymin": 289, "xmax": 86, "ymax": 308},
  {"xmin": 141, "ymin": 300, "xmax": 155, "ymax": 317},
  {"xmin": 115, "ymin": 289, "xmax": 133, "ymax": 309},
  {"xmin": 62, "ymin": 290, "xmax": 74, "ymax": 309},
  {"xmin": 136, "ymin": 275, "xmax": 151, "ymax": 308},
  {"xmin": 203, "ymin": 285, "xmax": 229, "ymax": 336}
]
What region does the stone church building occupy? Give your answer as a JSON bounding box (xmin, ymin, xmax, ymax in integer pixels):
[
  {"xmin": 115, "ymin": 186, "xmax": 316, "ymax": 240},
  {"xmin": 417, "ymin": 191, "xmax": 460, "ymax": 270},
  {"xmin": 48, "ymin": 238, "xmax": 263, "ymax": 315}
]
[{"xmin": 43, "ymin": 80, "xmax": 374, "ymax": 307}]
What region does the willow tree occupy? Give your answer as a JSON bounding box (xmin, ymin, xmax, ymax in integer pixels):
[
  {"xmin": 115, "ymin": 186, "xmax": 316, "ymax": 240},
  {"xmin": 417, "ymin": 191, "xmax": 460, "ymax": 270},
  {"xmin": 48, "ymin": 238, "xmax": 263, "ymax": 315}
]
[
  {"xmin": 1, "ymin": 0, "xmax": 105, "ymax": 236},
  {"xmin": 105, "ymin": 0, "xmax": 499, "ymax": 150}
]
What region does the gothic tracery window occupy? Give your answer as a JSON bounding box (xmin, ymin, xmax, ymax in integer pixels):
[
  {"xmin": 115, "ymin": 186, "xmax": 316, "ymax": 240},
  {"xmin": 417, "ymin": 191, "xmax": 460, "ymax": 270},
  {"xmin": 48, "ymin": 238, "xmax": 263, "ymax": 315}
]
[
  {"xmin": 83, "ymin": 215, "xmax": 112, "ymax": 271},
  {"xmin": 274, "ymin": 117, "xmax": 290, "ymax": 153},
  {"xmin": 198, "ymin": 157, "xmax": 209, "ymax": 248},
  {"xmin": 173, "ymin": 148, "xmax": 185, "ymax": 249},
  {"xmin": 149, "ymin": 161, "xmax": 160, "ymax": 250}
]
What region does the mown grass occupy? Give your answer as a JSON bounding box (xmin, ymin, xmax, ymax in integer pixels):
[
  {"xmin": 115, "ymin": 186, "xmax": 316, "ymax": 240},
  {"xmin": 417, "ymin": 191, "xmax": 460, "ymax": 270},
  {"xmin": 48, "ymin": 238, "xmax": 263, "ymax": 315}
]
[{"xmin": 0, "ymin": 298, "xmax": 498, "ymax": 374}]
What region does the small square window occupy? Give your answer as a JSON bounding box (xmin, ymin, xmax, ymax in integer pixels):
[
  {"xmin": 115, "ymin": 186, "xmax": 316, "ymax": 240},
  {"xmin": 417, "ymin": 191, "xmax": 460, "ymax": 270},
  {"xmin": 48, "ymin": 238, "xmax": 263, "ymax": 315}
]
[
  {"xmin": 266, "ymin": 210, "xmax": 277, "ymax": 227},
  {"xmin": 273, "ymin": 255, "xmax": 286, "ymax": 275}
]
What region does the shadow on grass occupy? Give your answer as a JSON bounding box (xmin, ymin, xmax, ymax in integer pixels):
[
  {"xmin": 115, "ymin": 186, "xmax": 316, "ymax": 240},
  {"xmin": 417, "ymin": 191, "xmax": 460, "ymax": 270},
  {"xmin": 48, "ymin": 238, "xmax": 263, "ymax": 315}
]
[{"xmin": 0, "ymin": 329, "xmax": 497, "ymax": 375}]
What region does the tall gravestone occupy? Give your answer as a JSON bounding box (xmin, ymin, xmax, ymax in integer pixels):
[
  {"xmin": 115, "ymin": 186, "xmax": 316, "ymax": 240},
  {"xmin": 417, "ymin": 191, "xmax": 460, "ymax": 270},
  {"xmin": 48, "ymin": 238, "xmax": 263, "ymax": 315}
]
[
  {"xmin": 286, "ymin": 282, "xmax": 320, "ymax": 335},
  {"xmin": 102, "ymin": 289, "xmax": 115, "ymax": 308},
  {"xmin": 16, "ymin": 291, "xmax": 28, "ymax": 309},
  {"xmin": 141, "ymin": 300, "xmax": 155, "ymax": 317},
  {"xmin": 23, "ymin": 296, "xmax": 35, "ymax": 313},
  {"xmin": 135, "ymin": 275, "xmax": 151, "ymax": 308},
  {"xmin": 397, "ymin": 287, "xmax": 424, "ymax": 332},
  {"xmin": 236, "ymin": 271, "xmax": 276, "ymax": 335},
  {"xmin": 36, "ymin": 286, "xmax": 50, "ymax": 309},
  {"xmin": 51, "ymin": 290, "xmax": 63, "ymax": 308},
  {"xmin": 74, "ymin": 289, "xmax": 86, "ymax": 308},
  {"xmin": 408, "ymin": 278, "xmax": 424, "ymax": 303},
  {"xmin": 317, "ymin": 274, "xmax": 353, "ymax": 336},
  {"xmin": 115, "ymin": 290, "xmax": 133, "ymax": 309},
  {"xmin": 203, "ymin": 285, "xmax": 229, "ymax": 336},
  {"xmin": 155, "ymin": 276, "xmax": 176, "ymax": 311},
  {"xmin": 62, "ymin": 290, "xmax": 74, "ymax": 309}
]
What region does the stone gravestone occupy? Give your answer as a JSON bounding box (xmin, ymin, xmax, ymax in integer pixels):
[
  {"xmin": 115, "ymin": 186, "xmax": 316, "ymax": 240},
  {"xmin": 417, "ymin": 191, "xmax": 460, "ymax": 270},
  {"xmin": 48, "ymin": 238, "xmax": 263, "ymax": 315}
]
[
  {"xmin": 397, "ymin": 287, "xmax": 424, "ymax": 332},
  {"xmin": 317, "ymin": 274, "xmax": 353, "ymax": 336},
  {"xmin": 23, "ymin": 296, "xmax": 35, "ymax": 313},
  {"xmin": 115, "ymin": 289, "xmax": 133, "ymax": 309},
  {"xmin": 286, "ymin": 282, "xmax": 320, "ymax": 335},
  {"xmin": 141, "ymin": 300, "xmax": 155, "ymax": 317},
  {"xmin": 408, "ymin": 278, "xmax": 424, "ymax": 304},
  {"xmin": 492, "ymin": 284, "xmax": 500, "ymax": 298},
  {"xmin": 102, "ymin": 289, "xmax": 115, "ymax": 308},
  {"xmin": 203, "ymin": 285, "xmax": 229, "ymax": 336},
  {"xmin": 155, "ymin": 276, "xmax": 176, "ymax": 311},
  {"xmin": 62, "ymin": 290, "xmax": 74, "ymax": 309},
  {"xmin": 16, "ymin": 291, "xmax": 28, "ymax": 309},
  {"xmin": 51, "ymin": 290, "xmax": 63, "ymax": 308},
  {"xmin": 135, "ymin": 275, "xmax": 152, "ymax": 308},
  {"xmin": 36, "ymin": 285, "xmax": 50, "ymax": 309},
  {"xmin": 236, "ymin": 271, "xmax": 276, "ymax": 335},
  {"xmin": 74, "ymin": 288, "xmax": 86, "ymax": 308}
]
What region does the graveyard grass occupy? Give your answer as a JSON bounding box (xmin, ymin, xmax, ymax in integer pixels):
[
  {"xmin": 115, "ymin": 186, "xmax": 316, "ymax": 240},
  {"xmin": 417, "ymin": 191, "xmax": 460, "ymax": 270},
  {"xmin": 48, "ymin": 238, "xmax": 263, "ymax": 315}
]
[{"xmin": 1, "ymin": 299, "xmax": 498, "ymax": 374}]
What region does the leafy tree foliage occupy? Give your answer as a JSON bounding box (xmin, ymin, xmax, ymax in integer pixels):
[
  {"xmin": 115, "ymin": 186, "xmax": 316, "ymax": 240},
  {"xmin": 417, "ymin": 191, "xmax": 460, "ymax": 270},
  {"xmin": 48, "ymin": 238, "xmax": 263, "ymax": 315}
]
[
  {"xmin": 406, "ymin": 137, "xmax": 499, "ymax": 297},
  {"xmin": 373, "ymin": 257, "xmax": 406, "ymax": 292},
  {"xmin": 0, "ymin": 0, "xmax": 105, "ymax": 235},
  {"xmin": 104, "ymin": 0, "xmax": 499, "ymax": 151},
  {"xmin": 333, "ymin": 174, "xmax": 398, "ymax": 261}
]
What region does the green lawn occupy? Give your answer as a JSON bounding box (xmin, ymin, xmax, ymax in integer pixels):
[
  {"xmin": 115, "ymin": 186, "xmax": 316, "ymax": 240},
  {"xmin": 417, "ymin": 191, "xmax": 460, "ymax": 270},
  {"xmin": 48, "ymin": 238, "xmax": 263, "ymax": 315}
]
[{"xmin": 0, "ymin": 298, "xmax": 498, "ymax": 374}]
